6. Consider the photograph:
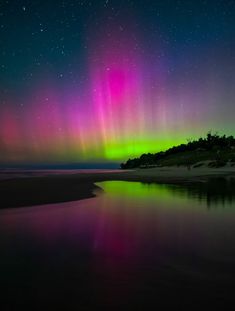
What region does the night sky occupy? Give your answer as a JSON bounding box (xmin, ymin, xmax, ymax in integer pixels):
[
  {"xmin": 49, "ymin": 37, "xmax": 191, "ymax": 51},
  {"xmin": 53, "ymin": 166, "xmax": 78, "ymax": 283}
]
[{"xmin": 0, "ymin": 0, "xmax": 235, "ymax": 164}]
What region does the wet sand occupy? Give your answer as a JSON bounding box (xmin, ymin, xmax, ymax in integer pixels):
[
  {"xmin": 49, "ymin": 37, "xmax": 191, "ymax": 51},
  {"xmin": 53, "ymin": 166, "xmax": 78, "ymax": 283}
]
[{"xmin": 1, "ymin": 166, "xmax": 235, "ymax": 208}]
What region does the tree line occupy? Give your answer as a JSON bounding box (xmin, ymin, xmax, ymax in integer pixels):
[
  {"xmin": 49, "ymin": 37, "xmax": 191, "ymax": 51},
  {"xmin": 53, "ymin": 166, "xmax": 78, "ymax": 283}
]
[{"xmin": 120, "ymin": 132, "xmax": 235, "ymax": 169}]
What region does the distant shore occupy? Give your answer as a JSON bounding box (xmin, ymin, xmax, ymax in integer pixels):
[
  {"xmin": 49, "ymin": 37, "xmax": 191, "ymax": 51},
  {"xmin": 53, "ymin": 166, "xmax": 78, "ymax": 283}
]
[{"xmin": 1, "ymin": 166, "xmax": 235, "ymax": 209}]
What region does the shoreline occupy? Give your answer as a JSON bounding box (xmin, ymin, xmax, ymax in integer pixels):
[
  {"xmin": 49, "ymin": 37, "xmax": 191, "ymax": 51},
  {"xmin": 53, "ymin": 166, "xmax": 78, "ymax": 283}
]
[{"xmin": 1, "ymin": 167, "xmax": 235, "ymax": 209}]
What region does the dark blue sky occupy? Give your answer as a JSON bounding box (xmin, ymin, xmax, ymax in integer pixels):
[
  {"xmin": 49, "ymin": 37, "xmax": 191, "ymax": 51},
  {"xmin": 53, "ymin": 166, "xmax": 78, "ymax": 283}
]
[{"xmin": 1, "ymin": 0, "xmax": 234, "ymax": 93}]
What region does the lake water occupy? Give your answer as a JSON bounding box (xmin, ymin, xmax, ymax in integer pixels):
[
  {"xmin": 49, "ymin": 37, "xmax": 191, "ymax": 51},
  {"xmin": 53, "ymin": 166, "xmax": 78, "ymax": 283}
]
[
  {"xmin": 0, "ymin": 169, "xmax": 123, "ymax": 180},
  {"xmin": 0, "ymin": 179, "xmax": 235, "ymax": 309}
]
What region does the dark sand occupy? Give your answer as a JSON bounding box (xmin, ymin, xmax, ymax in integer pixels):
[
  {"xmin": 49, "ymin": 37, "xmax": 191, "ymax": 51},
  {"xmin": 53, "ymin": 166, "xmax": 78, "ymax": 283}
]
[{"xmin": 1, "ymin": 166, "xmax": 235, "ymax": 208}]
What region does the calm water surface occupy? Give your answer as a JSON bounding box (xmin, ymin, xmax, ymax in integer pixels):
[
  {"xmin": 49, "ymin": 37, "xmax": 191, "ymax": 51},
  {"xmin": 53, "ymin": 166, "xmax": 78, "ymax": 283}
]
[{"xmin": 1, "ymin": 179, "xmax": 235, "ymax": 309}]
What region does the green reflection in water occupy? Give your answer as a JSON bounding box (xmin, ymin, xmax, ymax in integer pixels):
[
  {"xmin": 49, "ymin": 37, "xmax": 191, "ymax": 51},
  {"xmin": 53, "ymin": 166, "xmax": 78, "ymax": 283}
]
[
  {"xmin": 96, "ymin": 178, "xmax": 235, "ymax": 209},
  {"xmin": 96, "ymin": 181, "xmax": 189, "ymax": 205}
]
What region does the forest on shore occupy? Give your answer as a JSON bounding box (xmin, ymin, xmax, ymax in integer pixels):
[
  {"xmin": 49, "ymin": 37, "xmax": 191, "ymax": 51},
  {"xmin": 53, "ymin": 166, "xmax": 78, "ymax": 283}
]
[{"xmin": 121, "ymin": 133, "xmax": 235, "ymax": 169}]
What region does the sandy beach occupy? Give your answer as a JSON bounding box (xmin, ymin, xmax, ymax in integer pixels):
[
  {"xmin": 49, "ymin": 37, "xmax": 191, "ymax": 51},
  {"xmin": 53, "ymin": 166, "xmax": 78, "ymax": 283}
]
[{"xmin": 1, "ymin": 166, "xmax": 235, "ymax": 208}]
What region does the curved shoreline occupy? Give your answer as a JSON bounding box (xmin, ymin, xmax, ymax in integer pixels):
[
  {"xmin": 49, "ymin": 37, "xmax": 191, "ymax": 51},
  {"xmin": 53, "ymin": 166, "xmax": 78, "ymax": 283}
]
[{"xmin": 1, "ymin": 167, "xmax": 235, "ymax": 208}]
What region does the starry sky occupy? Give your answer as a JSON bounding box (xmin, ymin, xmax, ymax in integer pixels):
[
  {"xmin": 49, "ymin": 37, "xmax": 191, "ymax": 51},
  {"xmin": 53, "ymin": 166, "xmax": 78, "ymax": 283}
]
[{"xmin": 0, "ymin": 0, "xmax": 235, "ymax": 165}]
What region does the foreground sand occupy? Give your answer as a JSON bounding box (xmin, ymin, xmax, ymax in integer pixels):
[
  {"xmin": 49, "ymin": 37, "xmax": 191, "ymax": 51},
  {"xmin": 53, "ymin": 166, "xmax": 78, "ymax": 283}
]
[{"xmin": 1, "ymin": 166, "xmax": 235, "ymax": 208}]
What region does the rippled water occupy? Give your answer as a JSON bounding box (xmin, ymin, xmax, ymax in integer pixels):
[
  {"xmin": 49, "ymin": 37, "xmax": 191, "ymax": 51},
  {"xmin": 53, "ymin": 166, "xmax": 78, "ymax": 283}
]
[{"xmin": 0, "ymin": 179, "xmax": 235, "ymax": 309}]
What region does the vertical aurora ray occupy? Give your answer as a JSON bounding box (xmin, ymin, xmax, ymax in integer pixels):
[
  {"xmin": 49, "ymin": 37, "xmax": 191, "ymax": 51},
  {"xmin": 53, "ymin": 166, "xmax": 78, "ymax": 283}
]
[{"xmin": 89, "ymin": 28, "xmax": 147, "ymax": 159}]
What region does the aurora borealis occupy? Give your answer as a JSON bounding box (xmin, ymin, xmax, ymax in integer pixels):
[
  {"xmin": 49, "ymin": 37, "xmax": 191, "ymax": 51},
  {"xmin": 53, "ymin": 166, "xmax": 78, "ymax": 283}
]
[{"xmin": 1, "ymin": 0, "xmax": 235, "ymax": 164}]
